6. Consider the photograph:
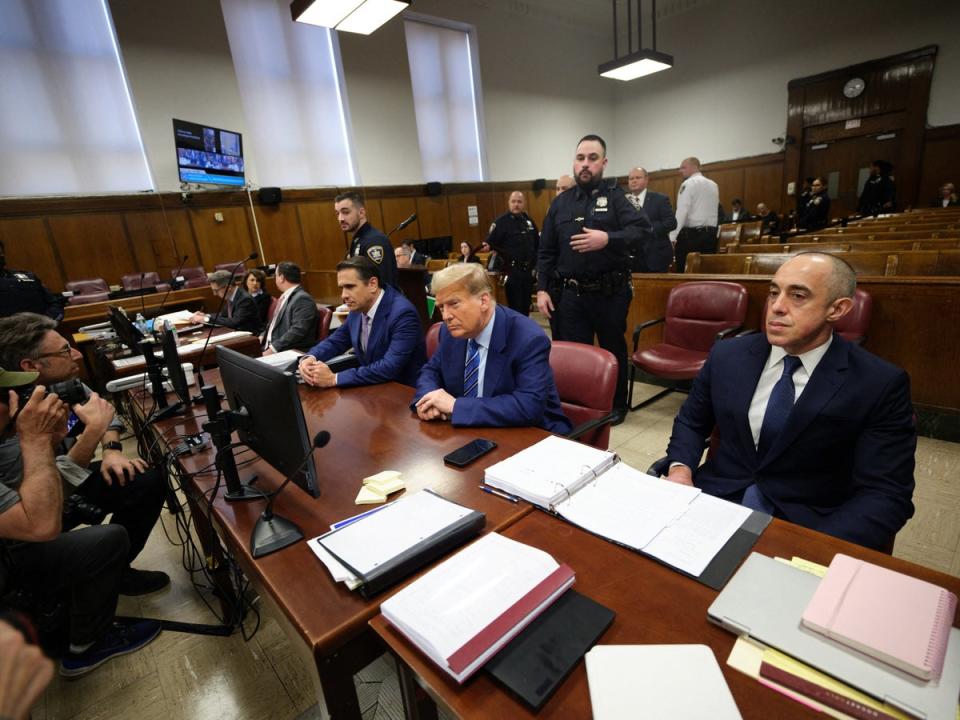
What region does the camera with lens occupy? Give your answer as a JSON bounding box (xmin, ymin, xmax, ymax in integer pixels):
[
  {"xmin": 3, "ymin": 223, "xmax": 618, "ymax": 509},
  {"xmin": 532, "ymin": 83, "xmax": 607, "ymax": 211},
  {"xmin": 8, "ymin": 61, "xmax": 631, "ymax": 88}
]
[
  {"xmin": 14, "ymin": 378, "xmax": 87, "ymax": 407},
  {"xmin": 61, "ymin": 493, "xmax": 107, "ymax": 527}
]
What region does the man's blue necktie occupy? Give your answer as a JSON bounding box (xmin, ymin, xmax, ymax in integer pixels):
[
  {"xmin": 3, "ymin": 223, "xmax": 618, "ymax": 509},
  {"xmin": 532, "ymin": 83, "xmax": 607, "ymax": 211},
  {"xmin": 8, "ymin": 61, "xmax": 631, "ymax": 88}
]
[
  {"xmin": 463, "ymin": 340, "xmax": 481, "ymax": 398},
  {"xmin": 757, "ymin": 355, "xmax": 802, "ymax": 457}
]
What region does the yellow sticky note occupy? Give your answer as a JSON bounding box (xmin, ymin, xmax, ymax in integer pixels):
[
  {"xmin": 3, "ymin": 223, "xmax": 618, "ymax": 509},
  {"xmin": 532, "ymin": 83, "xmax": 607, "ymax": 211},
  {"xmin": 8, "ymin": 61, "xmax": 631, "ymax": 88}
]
[
  {"xmin": 367, "ymin": 476, "xmax": 405, "ymax": 496},
  {"xmin": 355, "ymin": 486, "xmax": 386, "ymax": 505},
  {"xmin": 364, "ymin": 470, "xmax": 401, "ymax": 486},
  {"xmin": 789, "ymin": 556, "xmax": 828, "ymax": 577}
]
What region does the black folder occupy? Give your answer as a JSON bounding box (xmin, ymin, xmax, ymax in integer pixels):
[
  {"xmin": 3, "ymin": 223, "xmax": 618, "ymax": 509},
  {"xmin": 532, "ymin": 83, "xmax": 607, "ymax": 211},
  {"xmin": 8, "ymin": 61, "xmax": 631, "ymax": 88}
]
[{"xmin": 484, "ymin": 589, "xmax": 614, "ymax": 710}]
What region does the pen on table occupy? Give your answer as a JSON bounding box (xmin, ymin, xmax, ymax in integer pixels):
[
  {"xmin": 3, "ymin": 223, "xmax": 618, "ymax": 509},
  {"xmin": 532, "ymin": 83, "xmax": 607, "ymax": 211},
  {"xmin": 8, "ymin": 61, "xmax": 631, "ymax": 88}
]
[{"xmin": 479, "ymin": 485, "xmax": 519, "ymax": 503}]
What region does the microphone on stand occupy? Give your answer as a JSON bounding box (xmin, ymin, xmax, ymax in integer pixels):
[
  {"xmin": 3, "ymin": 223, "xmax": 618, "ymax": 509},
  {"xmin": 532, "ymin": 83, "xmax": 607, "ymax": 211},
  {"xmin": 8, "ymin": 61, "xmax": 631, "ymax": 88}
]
[
  {"xmin": 387, "ymin": 213, "xmax": 417, "ymax": 237},
  {"xmin": 250, "ymin": 430, "xmax": 330, "ymax": 558},
  {"xmin": 194, "ymin": 253, "xmax": 257, "ymax": 393}
]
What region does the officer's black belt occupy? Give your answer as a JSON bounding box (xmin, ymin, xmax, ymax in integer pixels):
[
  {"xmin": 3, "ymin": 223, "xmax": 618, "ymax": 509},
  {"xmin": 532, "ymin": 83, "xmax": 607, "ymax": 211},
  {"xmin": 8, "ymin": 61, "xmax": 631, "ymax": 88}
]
[{"xmin": 560, "ymin": 270, "xmax": 630, "ymax": 295}]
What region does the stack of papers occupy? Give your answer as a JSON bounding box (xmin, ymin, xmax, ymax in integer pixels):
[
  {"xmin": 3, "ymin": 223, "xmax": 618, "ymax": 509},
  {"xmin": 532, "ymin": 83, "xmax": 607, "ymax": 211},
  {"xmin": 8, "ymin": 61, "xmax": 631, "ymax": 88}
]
[
  {"xmin": 356, "ymin": 470, "xmax": 406, "ymax": 505},
  {"xmin": 380, "ymin": 532, "xmax": 575, "ymax": 683},
  {"xmin": 256, "ymin": 349, "xmax": 301, "ymax": 370},
  {"xmin": 154, "ymin": 309, "xmax": 196, "ymax": 327},
  {"xmin": 308, "ymin": 490, "xmax": 485, "ymax": 597}
]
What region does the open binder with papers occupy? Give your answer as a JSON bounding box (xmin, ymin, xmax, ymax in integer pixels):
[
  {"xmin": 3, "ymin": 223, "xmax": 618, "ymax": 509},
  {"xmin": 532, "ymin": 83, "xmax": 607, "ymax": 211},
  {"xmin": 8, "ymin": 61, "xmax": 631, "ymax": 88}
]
[
  {"xmin": 307, "ymin": 490, "xmax": 485, "ymax": 598},
  {"xmin": 380, "ymin": 533, "xmax": 576, "ymax": 684},
  {"xmin": 484, "ymin": 436, "xmax": 770, "ymax": 589}
]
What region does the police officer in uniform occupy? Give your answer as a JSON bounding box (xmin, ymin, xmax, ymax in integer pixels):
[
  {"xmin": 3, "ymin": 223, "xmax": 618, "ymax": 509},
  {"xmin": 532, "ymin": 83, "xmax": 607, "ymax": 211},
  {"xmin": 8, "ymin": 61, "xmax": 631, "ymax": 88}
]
[
  {"xmin": 0, "ymin": 241, "xmax": 63, "ymax": 322},
  {"xmin": 537, "ymin": 134, "xmax": 652, "ymax": 421},
  {"xmin": 798, "ymin": 177, "xmax": 831, "ymax": 230},
  {"xmin": 486, "ymin": 191, "xmax": 539, "ymax": 316},
  {"xmin": 672, "ymin": 157, "xmax": 720, "ymax": 273},
  {"xmin": 335, "ymin": 191, "xmax": 399, "ymax": 290}
]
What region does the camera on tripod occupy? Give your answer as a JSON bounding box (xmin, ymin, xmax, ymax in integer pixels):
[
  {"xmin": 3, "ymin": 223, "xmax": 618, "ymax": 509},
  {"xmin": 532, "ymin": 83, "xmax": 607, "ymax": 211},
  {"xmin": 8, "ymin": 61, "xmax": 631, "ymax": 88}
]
[{"xmin": 14, "ymin": 378, "xmax": 87, "ymax": 407}]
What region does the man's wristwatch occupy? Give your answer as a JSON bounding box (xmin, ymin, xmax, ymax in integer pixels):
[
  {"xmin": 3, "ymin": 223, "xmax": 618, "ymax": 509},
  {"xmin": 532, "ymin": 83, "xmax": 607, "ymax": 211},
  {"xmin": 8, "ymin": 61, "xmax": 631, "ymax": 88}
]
[{"xmin": 102, "ymin": 441, "xmax": 123, "ymax": 452}]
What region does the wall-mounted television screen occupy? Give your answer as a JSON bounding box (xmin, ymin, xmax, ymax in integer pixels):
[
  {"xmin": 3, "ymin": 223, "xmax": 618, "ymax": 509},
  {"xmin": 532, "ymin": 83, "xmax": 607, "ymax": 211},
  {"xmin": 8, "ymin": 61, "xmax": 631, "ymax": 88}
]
[{"xmin": 173, "ymin": 118, "xmax": 245, "ymax": 187}]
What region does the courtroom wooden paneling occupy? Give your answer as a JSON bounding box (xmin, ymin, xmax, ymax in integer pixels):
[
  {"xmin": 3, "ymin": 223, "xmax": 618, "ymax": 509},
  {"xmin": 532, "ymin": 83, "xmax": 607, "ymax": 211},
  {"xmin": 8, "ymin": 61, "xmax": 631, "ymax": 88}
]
[
  {"xmin": 0, "ymin": 216, "xmax": 65, "ymax": 290},
  {"xmin": 447, "ymin": 192, "xmax": 484, "ymax": 247},
  {"xmin": 296, "ymin": 202, "xmax": 349, "ymax": 273},
  {"xmin": 187, "ymin": 205, "xmax": 255, "ymax": 268},
  {"xmin": 251, "ymin": 203, "xmax": 308, "ymax": 268},
  {"xmin": 415, "ymin": 195, "xmax": 451, "ymax": 240},
  {"xmin": 783, "ymin": 46, "xmax": 937, "ymax": 217},
  {"xmin": 918, "ymin": 124, "xmax": 960, "ymax": 208},
  {"xmin": 381, "ymin": 197, "xmax": 418, "ymax": 243},
  {"xmin": 47, "ymin": 213, "xmax": 136, "ymax": 288},
  {"xmin": 123, "ymin": 208, "xmax": 196, "ymax": 281},
  {"xmin": 628, "ymin": 273, "xmax": 960, "ymax": 415}
]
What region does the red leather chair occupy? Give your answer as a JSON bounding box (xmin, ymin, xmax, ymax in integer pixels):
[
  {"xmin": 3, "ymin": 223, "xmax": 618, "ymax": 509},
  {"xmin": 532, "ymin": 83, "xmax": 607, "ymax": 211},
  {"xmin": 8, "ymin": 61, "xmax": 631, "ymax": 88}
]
[
  {"xmin": 65, "ymin": 278, "xmax": 109, "ymax": 305},
  {"xmin": 425, "ymin": 322, "xmax": 442, "ymax": 359},
  {"xmin": 215, "ymin": 261, "xmax": 249, "ymax": 281},
  {"xmin": 120, "ymin": 271, "xmax": 170, "ymax": 293},
  {"xmin": 173, "ymin": 266, "xmax": 208, "ymax": 289},
  {"xmin": 628, "ymin": 281, "xmax": 748, "ymax": 411},
  {"xmin": 550, "ymin": 341, "xmax": 619, "ymax": 450},
  {"xmin": 316, "ymin": 305, "xmax": 332, "ymax": 342}
]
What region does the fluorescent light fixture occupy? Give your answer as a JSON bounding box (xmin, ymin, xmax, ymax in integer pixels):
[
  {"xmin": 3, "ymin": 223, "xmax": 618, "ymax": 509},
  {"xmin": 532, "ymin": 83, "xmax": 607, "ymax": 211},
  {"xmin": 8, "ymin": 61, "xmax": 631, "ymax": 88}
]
[
  {"xmin": 598, "ymin": 49, "xmax": 673, "ymax": 81},
  {"xmin": 290, "ymin": 0, "xmax": 409, "ymax": 34},
  {"xmin": 290, "ymin": 0, "xmax": 363, "ymax": 28},
  {"xmin": 337, "ymin": 0, "xmax": 409, "ymax": 34}
]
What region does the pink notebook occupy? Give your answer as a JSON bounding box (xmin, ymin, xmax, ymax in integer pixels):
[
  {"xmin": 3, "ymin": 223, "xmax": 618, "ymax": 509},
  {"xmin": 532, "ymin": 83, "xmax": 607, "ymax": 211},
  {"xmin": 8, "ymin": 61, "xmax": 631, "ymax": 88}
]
[{"xmin": 801, "ymin": 554, "xmax": 957, "ymax": 680}]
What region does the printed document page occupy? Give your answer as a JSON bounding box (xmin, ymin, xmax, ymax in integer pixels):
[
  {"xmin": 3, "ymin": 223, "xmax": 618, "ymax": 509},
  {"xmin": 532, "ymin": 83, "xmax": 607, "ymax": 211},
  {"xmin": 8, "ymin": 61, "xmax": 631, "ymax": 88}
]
[
  {"xmin": 319, "ymin": 491, "xmax": 473, "ymax": 577},
  {"xmin": 557, "ymin": 463, "xmax": 701, "ymax": 550},
  {"xmin": 380, "ymin": 533, "xmax": 560, "ymax": 667},
  {"xmin": 643, "ymin": 493, "xmax": 752, "ymax": 576}
]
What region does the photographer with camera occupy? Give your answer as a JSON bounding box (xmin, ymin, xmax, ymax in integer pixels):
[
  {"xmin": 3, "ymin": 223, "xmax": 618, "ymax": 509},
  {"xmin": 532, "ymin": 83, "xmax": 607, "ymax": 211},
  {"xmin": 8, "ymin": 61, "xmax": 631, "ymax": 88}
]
[
  {"xmin": 0, "ymin": 314, "xmax": 169, "ymax": 594},
  {"xmin": 0, "ymin": 367, "xmax": 161, "ymax": 677}
]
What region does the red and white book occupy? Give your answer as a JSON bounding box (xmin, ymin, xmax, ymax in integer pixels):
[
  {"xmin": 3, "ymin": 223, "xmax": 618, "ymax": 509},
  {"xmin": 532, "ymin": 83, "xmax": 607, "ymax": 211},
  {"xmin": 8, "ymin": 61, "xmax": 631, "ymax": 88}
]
[{"xmin": 380, "ymin": 532, "xmax": 575, "ymax": 683}]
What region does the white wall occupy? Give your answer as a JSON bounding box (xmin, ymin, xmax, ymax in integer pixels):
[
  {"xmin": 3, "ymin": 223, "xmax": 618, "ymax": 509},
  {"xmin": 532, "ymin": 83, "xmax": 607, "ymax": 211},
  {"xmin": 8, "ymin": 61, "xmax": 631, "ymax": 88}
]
[
  {"xmin": 109, "ymin": 0, "xmax": 252, "ymax": 192},
  {"xmin": 610, "ymin": 0, "xmax": 960, "ymax": 176},
  {"xmin": 108, "ymin": 0, "xmax": 959, "ymax": 190}
]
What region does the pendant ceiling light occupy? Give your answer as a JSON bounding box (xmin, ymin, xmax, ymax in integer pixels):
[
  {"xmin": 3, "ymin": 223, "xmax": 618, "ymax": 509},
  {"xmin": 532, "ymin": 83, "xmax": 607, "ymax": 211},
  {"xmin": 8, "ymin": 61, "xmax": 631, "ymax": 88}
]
[{"xmin": 599, "ymin": 0, "xmax": 673, "ymax": 81}]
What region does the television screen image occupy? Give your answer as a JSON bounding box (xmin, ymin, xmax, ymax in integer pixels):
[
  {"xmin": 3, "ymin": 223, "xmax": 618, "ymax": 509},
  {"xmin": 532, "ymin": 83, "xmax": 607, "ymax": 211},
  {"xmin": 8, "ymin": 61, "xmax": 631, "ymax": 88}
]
[{"xmin": 173, "ymin": 118, "xmax": 245, "ymax": 187}]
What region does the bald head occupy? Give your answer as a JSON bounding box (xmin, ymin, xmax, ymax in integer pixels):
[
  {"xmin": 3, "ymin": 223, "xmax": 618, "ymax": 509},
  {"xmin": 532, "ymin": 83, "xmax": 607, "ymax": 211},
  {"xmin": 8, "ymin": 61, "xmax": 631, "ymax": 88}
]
[
  {"xmin": 508, "ymin": 191, "xmax": 526, "ymax": 215},
  {"xmin": 628, "ymin": 167, "xmax": 648, "ymax": 193},
  {"xmin": 679, "ymin": 157, "xmax": 701, "ymax": 179},
  {"xmin": 555, "ymin": 174, "xmax": 574, "ymax": 196}
]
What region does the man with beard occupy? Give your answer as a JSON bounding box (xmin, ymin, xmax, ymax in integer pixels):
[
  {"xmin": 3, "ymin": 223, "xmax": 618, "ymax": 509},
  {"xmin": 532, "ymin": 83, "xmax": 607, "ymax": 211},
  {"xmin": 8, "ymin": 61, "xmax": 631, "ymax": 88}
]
[
  {"xmin": 336, "ymin": 191, "xmax": 399, "ymax": 290},
  {"xmin": 537, "ymin": 134, "xmax": 652, "ymax": 423}
]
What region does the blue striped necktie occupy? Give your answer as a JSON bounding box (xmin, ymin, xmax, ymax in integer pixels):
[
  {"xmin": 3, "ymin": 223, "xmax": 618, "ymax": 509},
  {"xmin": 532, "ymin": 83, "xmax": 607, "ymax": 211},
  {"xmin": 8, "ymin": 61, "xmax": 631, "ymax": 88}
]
[
  {"xmin": 757, "ymin": 355, "xmax": 802, "ymax": 457},
  {"xmin": 463, "ymin": 340, "xmax": 481, "ymax": 398}
]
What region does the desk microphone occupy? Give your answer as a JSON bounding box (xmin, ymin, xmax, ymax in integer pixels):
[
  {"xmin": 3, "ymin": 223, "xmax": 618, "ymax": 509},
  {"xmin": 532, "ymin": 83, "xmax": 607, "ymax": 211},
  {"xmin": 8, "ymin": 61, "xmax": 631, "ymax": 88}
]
[
  {"xmin": 194, "ymin": 252, "xmax": 257, "ymax": 392},
  {"xmin": 250, "ymin": 430, "xmax": 330, "ymax": 558},
  {"xmin": 388, "ymin": 213, "xmax": 417, "ymax": 236},
  {"xmin": 159, "ymin": 254, "xmax": 189, "ymax": 302}
]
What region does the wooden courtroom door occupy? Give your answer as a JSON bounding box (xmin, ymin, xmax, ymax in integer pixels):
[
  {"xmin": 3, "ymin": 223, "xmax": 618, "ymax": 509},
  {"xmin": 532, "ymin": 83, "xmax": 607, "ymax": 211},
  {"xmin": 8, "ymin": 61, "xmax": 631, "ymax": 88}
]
[{"xmin": 801, "ymin": 131, "xmax": 904, "ymax": 218}]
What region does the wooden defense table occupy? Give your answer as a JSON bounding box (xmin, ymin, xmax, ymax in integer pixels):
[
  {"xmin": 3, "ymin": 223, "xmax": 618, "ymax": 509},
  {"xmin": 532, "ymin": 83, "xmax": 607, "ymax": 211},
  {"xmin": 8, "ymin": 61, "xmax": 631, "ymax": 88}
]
[
  {"xmin": 130, "ymin": 377, "xmax": 546, "ymax": 719},
  {"xmin": 371, "ymin": 511, "xmax": 960, "ymax": 719}
]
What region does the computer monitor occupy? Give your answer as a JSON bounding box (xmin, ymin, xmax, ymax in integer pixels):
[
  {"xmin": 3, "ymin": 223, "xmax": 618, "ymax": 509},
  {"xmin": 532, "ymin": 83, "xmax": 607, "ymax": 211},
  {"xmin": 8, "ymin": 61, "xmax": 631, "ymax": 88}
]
[
  {"xmin": 215, "ymin": 346, "xmax": 319, "ymax": 497},
  {"xmin": 160, "ymin": 326, "xmax": 191, "ymax": 406},
  {"xmin": 107, "ymin": 306, "xmax": 144, "ymax": 352}
]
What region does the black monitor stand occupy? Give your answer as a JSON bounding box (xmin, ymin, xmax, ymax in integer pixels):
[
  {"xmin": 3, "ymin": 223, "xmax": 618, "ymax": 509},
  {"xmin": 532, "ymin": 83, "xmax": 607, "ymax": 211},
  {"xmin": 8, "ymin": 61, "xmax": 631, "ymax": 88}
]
[{"xmin": 200, "ymin": 384, "xmax": 261, "ymax": 502}]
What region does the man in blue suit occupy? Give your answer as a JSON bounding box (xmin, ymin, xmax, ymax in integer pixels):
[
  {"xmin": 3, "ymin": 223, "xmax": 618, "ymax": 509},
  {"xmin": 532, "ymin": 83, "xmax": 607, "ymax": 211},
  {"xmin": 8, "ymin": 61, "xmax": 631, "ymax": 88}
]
[
  {"xmin": 624, "ymin": 167, "xmax": 676, "ymax": 272},
  {"xmin": 663, "ymin": 252, "xmax": 915, "ymax": 551},
  {"xmin": 412, "ymin": 264, "xmax": 571, "ymax": 434},
  {"xmin": 299, "ymin": 258, "xmax": 425, "ymax": 388}
]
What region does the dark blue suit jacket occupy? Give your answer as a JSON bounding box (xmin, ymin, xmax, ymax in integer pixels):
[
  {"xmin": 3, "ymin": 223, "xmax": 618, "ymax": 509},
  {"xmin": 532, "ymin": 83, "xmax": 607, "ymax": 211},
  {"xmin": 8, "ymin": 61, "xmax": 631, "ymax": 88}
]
[
  {"xmin": 412, "ymin": 305, "xmax": 572, "ymax": 434},
  {"xmin": 304, "ymin": 286, "xmax": 425, "ymax": 387},
  {"xmin": 666, "ymin": 333, "xmax": 915, "ymax": 550},
  {"xmin": 636, "ymin": 191, "xmax": 676, "ymax": 272}
]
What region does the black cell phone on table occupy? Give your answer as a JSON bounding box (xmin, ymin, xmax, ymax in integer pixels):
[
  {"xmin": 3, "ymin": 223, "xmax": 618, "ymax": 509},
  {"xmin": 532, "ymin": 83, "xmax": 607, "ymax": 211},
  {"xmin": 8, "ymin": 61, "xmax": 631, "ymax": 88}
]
[{"xmin": 444, "ymin": 438, "xmax": 497, "ymax": 468}]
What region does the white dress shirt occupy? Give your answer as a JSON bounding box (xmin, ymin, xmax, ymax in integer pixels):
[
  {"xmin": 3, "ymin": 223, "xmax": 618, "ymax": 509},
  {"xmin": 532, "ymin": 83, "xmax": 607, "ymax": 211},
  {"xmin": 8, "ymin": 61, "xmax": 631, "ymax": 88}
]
[
  {"xmin": 746, "ymin": 335, "xmax": 833, "ymax": 447},
  {"xmin": 671, "ymin": 172, "xmax": 719, "ymax": 241}
]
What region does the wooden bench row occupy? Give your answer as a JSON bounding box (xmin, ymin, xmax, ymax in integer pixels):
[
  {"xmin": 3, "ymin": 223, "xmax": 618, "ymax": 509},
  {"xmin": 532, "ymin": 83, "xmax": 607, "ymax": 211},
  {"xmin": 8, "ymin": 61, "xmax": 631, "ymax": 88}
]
[
  {"xmin": 686, "ymin": 249, "xmax": 960, "ymax": 276},
  {"xmin": 724, "ymin": 237, "xmax": 960, "ymax": 254}
]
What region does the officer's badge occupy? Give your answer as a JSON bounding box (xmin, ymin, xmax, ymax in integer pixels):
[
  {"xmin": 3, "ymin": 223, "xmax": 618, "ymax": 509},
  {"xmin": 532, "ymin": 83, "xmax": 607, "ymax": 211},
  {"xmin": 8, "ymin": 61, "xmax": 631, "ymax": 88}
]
[
  {"xmin": 367, "ymin": 246, "xmax": 384, "ymax": 264},
  {"xmin": 813, "ymin": 197, "xmax": 821, "ymax": 205},
  {"xmin": 526, "ymin": 220, "xmax": 534, "ymax": 230},
  {"xmin": 596, "ymin": 196, "xmax": 608, "ymax": 208},
  {"xmin": 488, "ymin": 222, "xmax": 496, "ymax": 234}
]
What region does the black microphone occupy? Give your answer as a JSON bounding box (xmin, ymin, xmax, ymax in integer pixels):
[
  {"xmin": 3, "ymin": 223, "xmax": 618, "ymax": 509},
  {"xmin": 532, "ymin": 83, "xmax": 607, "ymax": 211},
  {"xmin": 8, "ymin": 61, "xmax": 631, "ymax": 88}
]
[
  {"xmin": 194, "ymin": 253, "xmax": 257, "ymax": 391},
  {"xmin": 387, "ymin": 213, "xmax": 417, "ymax": 236},
  {"xmin": 250, "ymin": 430, "xmax": 330, "ymax": 558}
]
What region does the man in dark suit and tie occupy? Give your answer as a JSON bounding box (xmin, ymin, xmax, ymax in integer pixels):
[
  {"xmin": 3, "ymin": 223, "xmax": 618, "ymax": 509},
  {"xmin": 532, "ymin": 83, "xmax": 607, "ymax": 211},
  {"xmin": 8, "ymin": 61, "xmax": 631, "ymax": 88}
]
[
  {"xmin": 413, "ymin": 263, "xmax": 571, "ymax": 434},
  {"xmin": 624, "ymin": 167, "xmax": 676, "ymax": 272},
  {"xmin": 662, "ymin": 252, "xmax": 915, "ymax": 551},
  {"xmin": 299, "ymin": 258, "xmax": 425, "ymax": 388},
  {"xmin": 401, "ymin": 240, "xmax": 429, "ymax": 266},
  {"xmin": 261, "ymin": 262, "xmax": 318, "ymax": 354},
  {"xmin": 190, "ymin": 269, "xmax": 261, "ymax": 333}
]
